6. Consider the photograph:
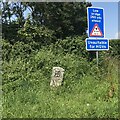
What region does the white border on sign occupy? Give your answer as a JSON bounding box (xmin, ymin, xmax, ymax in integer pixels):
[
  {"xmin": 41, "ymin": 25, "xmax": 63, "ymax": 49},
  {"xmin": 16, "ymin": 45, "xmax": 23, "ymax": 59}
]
[
  {"xmin": 85, "ymin": 38, "xmax": 109, "ymax": 51},
  {"xmin": 87, "ymin": 7, "xmax": 105, "ymax": 38}
]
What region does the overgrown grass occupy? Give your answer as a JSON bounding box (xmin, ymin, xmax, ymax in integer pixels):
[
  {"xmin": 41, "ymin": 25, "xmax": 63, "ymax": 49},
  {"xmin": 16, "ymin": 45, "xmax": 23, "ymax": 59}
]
[{"xmin": 2, "ymin": 49, "xmax": 119, "ymax": 118}]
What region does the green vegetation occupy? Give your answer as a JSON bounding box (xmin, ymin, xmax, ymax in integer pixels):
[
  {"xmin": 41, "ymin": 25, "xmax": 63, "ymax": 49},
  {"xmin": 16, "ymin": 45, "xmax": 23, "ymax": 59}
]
[
  {"xmin": 1, "ymin": 2, "xmax": 119, "ymax": 118},
  {"xmin": 2, "ymin": 39, "xmax": 119, "ymax": 118}
]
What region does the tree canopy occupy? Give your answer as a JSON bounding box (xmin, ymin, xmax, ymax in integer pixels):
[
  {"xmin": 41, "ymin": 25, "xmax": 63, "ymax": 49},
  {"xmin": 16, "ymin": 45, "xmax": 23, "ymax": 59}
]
[{"xmin": 2, "ymin": 2, "xmax": 92, "ymax": 41}]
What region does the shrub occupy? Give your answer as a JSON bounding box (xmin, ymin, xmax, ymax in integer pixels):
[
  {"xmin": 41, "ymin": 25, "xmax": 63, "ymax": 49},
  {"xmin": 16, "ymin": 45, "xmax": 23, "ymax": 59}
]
[
  {"xmin": 2, "ymin": 39, "xmax": 12, "ymax": 61},
  {"xmin": 17, "ymin": 17, "xmax": 56, "ymax": 47},
  {"xmin": 49, "ymin": 35, "xmax": 89, "ymax": 58},
  {"xmin": 109, "ymin": 39, "xmax": 120, "ymax": 57}
]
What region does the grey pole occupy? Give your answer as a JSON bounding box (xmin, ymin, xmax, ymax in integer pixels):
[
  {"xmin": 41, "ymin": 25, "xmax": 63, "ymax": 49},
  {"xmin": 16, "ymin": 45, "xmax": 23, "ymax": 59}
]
[{"xmin": 96, "ymin": 51, "xmax": 98, "ymax": 67}]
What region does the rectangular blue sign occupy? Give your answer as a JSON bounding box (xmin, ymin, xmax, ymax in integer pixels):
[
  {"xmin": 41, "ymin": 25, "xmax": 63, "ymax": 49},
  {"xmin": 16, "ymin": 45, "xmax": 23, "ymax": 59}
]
[
  {"xmin": 86, "ymin": 38, "xmax": 109, "ymax": 51},
  {"xmin": 87, "ymin": 7, "xmax": 104, "ymax": 38}
]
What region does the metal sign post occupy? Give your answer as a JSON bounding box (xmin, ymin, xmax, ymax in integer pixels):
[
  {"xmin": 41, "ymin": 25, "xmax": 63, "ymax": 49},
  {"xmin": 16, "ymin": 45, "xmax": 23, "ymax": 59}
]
[
  {"xmin": 96, "ymin": 37, "xmax": 98, "ymax": 67},
  {"xmin": 85, "ymin": 38, "xmax": 109, "ymax": 67},
  {"xmin": 96, "ymin": 51, "xmax": 99, "ymax": 67}
]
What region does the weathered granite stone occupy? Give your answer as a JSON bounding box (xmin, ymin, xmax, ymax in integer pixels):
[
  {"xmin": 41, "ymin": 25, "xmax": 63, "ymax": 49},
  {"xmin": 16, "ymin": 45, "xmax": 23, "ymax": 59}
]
[{"xmin": 50, "ymin": 67, "xmax": 65, "ymax": 87}]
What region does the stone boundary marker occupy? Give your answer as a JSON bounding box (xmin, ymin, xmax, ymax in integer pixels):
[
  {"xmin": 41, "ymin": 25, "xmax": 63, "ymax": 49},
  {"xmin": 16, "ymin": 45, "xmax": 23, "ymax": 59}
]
[{"xmin": 50, "ymin": 67, "xmax": 65, "ymax": 87}]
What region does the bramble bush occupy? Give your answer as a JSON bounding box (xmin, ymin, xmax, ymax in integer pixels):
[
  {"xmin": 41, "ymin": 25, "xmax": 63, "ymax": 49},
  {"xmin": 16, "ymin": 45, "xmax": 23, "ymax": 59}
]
[
  {"xmin": 49, "ymin": 35, "xmax": 89, "ymax": 58},
  {"xmin": 2, "ymin": 36, "xmax": 119, "ymax": 87},
  {"xmin": 3, "ymin": 47, "xmax": 90, "ymax": 86}
]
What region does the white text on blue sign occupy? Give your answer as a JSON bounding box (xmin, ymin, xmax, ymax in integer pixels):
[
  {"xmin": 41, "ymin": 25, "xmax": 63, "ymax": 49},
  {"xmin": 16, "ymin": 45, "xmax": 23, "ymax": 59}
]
[{"xmin": 86, "ymin": 38, "xmax": 109, "ymax": 51}]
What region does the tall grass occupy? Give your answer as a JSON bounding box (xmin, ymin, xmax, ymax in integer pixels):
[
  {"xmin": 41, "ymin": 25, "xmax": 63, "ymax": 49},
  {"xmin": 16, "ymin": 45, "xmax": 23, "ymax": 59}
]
[{"xmin": 2, "ymin": 49, "xmax": 119, "ymax": 118}]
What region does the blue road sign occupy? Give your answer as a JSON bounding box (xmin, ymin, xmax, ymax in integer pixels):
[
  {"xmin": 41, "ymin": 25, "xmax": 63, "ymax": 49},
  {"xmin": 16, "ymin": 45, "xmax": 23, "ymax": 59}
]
[
  {"xmin": 87, "ymin": 7, "xmax": 104, "ymax": 38},
  {"xmin": 86, "ymin": 38, "xmax": 109, "ymax": 51}
]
